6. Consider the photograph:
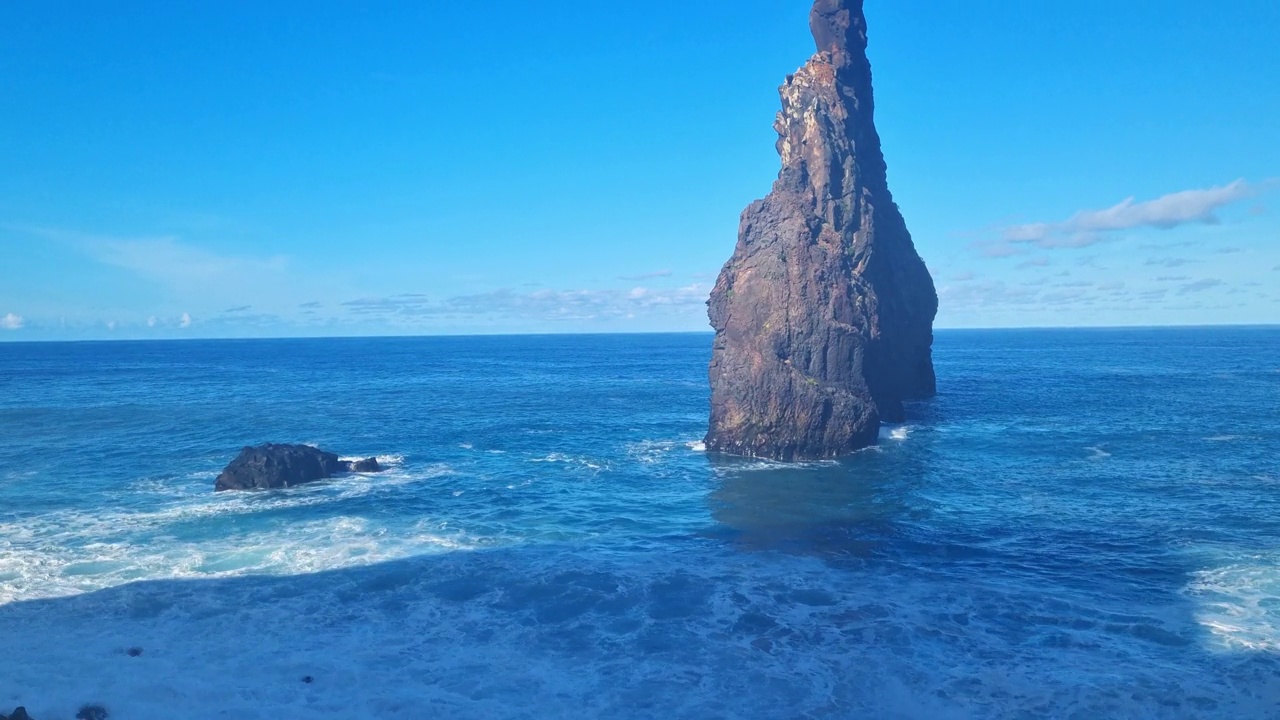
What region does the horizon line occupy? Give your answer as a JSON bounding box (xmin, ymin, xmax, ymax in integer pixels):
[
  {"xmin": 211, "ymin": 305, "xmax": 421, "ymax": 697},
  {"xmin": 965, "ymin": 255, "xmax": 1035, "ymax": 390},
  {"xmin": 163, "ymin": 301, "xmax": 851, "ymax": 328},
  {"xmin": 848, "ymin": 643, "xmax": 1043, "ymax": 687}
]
[{"xmin": 1, "ymin": 322, "xmax": 1278, "ymax": 345}]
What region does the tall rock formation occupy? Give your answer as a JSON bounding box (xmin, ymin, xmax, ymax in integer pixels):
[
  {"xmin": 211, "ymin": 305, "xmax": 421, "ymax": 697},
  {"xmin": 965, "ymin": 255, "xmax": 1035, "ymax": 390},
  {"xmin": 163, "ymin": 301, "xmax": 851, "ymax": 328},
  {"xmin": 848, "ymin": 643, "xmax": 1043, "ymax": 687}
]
[{"xmin": 705, "ymin": 0, "xmax": 937, "ymax": 461}]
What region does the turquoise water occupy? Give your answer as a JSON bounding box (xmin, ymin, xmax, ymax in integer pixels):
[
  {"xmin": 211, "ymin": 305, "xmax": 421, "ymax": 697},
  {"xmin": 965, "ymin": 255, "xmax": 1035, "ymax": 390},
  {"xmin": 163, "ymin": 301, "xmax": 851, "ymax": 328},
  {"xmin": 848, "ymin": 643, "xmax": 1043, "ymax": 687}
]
[{"xmin": 0, "ymin": 329, "xmax": 1278, "ymax": 718}]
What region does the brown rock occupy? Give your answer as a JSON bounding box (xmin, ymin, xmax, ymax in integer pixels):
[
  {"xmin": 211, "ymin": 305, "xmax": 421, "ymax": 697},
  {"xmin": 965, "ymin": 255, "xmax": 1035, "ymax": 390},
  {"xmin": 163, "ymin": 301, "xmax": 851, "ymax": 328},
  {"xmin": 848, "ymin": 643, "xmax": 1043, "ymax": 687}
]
[{"xmin": 705, "ymin": 0, "xmax": 937, "ymax": 460}]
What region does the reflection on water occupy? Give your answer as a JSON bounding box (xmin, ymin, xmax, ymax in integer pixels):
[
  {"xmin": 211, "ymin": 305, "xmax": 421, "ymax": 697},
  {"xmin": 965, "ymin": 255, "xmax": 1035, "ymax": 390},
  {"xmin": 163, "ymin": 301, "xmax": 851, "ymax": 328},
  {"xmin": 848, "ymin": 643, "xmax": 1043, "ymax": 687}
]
[{"xmin": 705, "ymin": 445, "xmax": 932, "ymax": 557}]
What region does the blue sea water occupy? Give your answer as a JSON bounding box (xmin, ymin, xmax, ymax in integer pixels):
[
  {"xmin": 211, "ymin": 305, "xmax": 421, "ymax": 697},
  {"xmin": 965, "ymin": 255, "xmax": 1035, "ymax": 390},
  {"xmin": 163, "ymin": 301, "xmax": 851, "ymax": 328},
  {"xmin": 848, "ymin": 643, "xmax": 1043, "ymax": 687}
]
[{"xmin": 0, "ymin": 328, "xmax": 1278, "ymax": 719}]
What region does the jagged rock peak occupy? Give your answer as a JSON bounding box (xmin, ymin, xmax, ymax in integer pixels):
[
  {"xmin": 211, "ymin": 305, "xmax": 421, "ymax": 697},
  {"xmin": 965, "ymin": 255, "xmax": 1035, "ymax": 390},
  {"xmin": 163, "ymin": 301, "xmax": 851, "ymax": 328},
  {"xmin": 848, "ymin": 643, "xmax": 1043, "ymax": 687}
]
[
  {"xmin": 704, "ymin": 0, "xmax": 937, "ymax": 461},
  {"xmin": 810, "ymin": 0, "xmax": 867, "ymax": 62}
]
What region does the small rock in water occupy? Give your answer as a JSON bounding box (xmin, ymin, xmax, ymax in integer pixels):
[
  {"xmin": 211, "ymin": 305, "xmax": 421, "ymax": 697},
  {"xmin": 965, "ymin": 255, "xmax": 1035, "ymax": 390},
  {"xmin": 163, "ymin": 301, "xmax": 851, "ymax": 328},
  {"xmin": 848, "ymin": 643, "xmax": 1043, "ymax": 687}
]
[
  {"xmin": 348, "ymin": 457, "xmax": 381, "ymax": 473},
  {"xmin": 75, "ymin": 705, "xmax": 108, "ymax": 720},
  {"xmin": 126, "ymin": 646, "xmax": 143, "ymax": 657},
  {"xmin": 302, "ymin": 675, "xmax": 314, "ymax": 684},
  {"xmin": 214, "ymin": 443, "xmax": 386, "ymax": 492},
  {"xmin": 4, "ymin": 706, "xmax": 34, "ymax": 720}
]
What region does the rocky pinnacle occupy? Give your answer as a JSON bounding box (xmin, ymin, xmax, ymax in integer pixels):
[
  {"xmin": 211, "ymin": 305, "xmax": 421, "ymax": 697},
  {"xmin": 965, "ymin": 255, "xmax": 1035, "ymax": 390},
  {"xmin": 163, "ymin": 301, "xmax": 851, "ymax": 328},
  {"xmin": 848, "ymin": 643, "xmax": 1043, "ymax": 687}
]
[{"xmin": 704, "ymin": 0, "xmax": 937, "ymax": 460}]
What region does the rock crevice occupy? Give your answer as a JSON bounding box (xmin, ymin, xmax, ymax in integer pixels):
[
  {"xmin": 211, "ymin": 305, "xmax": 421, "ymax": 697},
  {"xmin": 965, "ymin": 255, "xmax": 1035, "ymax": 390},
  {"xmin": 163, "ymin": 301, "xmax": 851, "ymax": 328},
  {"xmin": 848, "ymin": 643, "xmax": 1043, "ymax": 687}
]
[{"xmin": 705, "ymin": 0, "xmax": 937, "ymax": 460}]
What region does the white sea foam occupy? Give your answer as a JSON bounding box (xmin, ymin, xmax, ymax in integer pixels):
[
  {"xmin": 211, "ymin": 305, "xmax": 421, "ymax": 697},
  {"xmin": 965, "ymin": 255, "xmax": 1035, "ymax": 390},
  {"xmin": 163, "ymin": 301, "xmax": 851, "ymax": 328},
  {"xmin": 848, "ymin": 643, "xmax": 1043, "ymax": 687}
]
[
  {"xmin": 1187, "ymin": 555, "xmax": 1280, "ymax": 652},
  {"xmin": 0, "ymin": 462, "xmax": 463, "ymax": 605},
  {"xmin": 711, "ymin": 458, "xmax": 841, "ymax": 474},
  {"xmin": 1086, "ymin": 445, "xmax": 1112, "ymax": 459},
  {"xmin": 879, "ymin": 425, "xmax": 910, "ymax": 442},
  {"xmin": 338, "ymin": 454, "xmax": 406, "ymax": 467},
  {"xmin": 624, "ymin": 438, "xmax": 709, "ymax": 464},
  {"xmin": 530, "ymin": 453, "xmax": 608, "ymax": 473}
]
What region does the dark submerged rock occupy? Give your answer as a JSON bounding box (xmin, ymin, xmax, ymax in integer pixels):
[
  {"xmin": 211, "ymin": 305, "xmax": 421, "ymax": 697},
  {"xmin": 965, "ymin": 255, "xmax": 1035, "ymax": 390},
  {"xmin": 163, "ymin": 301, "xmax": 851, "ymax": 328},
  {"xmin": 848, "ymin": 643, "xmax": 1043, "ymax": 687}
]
[
  {"xmin": 3, "ymin": 707, "xmax": 33, "ymax": 720},
  {"xmin": 75, "ymin": 706, "xmax": 109, "ymax": 720},
  {"xmin": 348, "ymin": 457, "xmax": 382, "ymax": 473},
  {"xmin": 214, "ymin": 444, "xmax": 384, "ymax": 492},
  {"xmin": 705, "ymin": 0, "xmax": 937, "ymax": 461}
]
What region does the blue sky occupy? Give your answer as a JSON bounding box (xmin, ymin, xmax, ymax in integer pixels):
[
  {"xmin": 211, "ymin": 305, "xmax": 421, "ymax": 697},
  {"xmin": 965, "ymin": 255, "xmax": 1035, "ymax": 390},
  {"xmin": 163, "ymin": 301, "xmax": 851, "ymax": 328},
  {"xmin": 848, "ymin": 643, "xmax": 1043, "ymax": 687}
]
[{"xmin": 2, "ymin": 0, "xmax": 1277, "ymax": 340}]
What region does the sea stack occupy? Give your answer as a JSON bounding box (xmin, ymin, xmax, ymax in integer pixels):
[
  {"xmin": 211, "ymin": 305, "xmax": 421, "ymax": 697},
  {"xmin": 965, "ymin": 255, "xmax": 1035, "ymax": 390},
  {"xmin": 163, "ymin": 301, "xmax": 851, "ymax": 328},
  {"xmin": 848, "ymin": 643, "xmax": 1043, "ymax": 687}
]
[{"xmin": 705, "ymin": 0, "xmax": 937, "ymax": 460}]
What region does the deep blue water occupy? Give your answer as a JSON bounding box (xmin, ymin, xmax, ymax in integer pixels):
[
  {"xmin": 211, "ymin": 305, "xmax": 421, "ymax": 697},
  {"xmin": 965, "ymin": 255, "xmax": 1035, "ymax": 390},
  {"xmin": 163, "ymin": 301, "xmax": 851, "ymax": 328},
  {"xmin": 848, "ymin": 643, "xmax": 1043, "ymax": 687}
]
[{"xmin": 0, "ymin": 329, "xmax": 1278, "ymax": 719}]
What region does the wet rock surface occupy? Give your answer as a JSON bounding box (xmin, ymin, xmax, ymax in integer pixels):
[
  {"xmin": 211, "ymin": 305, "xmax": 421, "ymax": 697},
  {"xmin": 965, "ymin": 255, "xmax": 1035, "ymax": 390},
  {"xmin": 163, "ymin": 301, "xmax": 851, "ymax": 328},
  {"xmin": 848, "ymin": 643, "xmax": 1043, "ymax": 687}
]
[{"xmin": 214, "ymin": 444, "xmax": 384, "ymax": 492}]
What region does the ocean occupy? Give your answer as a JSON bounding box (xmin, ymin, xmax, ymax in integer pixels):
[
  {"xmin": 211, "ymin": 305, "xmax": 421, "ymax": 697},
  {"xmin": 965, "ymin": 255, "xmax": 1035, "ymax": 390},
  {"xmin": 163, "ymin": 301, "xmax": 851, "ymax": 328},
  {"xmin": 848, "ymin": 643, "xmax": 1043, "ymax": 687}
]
[{"xmin": 0, "ymin": 328, "xmax": 1277, "ymax": 719}]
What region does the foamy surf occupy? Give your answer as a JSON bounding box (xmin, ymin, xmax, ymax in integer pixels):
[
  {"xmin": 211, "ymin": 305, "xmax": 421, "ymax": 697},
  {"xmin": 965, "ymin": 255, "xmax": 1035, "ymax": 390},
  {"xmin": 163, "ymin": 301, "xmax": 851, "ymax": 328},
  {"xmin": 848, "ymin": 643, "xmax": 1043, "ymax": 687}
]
[
  {"xmin": 1187, "ymin": 556, "xmax": 1280, "ymax": 652},
  {"xmin": 879, "ymin": 425, "xmax": 910, "ymax": 442},
  {"xmin": 339, "ymin": 454, "xmax": 406, "ymax": 467}
]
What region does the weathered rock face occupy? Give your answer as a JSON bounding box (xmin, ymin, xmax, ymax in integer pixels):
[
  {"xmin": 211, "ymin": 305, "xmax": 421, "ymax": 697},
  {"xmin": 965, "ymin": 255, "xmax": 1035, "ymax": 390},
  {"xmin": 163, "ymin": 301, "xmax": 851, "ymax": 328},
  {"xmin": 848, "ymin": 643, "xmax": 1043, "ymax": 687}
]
[
  {"xmin": 214, "ymin": 444, "xmax": 383, "ymax": 492},
  {"xmin": 705, "ymin": 0, "xmax": 937, "ymax": 461}
]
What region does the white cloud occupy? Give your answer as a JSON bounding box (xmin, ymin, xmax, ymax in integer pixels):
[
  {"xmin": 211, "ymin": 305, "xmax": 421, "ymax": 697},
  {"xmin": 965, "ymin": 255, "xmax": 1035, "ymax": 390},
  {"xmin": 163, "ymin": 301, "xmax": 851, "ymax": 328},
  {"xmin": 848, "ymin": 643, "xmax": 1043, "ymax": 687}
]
[
  {"xmin": 147, "ymin": 316, "xmax": 158, "ymax": 327},
  {"xmin": 180, "ymin": 312, "xmax": 193, "ymax": 328},
  {"xmin": 987, "ymin": 180, "xmax": 1255, "ymax": 256},
  {"xmin": 1, "ymin": 313, "xmax": 23, "ymax": 330}
]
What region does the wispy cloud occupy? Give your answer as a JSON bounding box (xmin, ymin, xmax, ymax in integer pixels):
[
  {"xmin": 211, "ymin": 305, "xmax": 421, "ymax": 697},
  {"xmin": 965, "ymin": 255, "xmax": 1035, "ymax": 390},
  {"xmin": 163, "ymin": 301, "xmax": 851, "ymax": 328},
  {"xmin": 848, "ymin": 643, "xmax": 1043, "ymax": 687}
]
[
  {"xmin": 180, "ymin": 312, "xmax": 192, "ymax": 328},
  {"xmin": 1, "ymin": 313, "xmax": 23, "ymax": 330},
  {"xmin": 1178, "ymin": 279, "xmax": 1225, "ymax": 295},
  {"xmin": 340, "ymin": 285, "xmax": 710, "ymax": 323},
  {"xmin": 341, "ymin": 294, "xmax": 434, "ymax": 316},
  {"xmin": 981, "ymin": 180, "xmax": 1255, "ymax": 257},
  {"xmin": 617, "ymin": 269, "xmax": 673, "ymax": 281},
  {"xmin": 75, "ymin": 235, "xmax": 290, "ymax": 287},
  {"xmin": 223, "ymin": 305, "xmax": 252, "ymax": 313},
  {"xmin": 21, "ymin": 228, "xmax": 313, "ymax": 313},
  {"xmin": 1145, "ymin": 257, "xmax": 1197, "ymax": 268},
  {"xmin": 449, "ymin": 285, "xmax": 709, "ymax": 321}
]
